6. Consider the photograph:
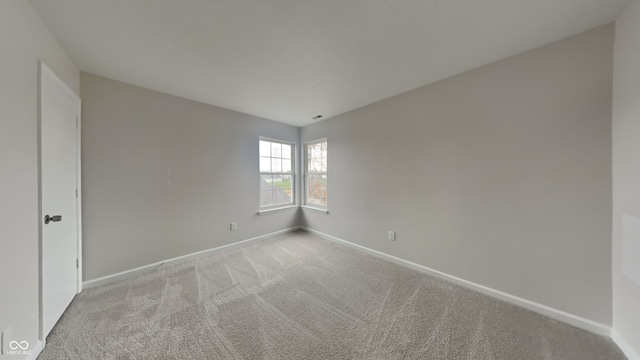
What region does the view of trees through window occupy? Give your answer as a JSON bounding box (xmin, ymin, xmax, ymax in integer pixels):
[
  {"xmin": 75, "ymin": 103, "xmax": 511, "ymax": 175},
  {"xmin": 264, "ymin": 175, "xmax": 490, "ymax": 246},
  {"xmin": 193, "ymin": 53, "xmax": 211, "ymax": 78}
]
[
  {"xmin": 259, "ymin": 139, "xmax": 294, "ymax": 208},
  {"xmin": 305, "ymin": 140, "xmax": 327, "ymax": 207}
]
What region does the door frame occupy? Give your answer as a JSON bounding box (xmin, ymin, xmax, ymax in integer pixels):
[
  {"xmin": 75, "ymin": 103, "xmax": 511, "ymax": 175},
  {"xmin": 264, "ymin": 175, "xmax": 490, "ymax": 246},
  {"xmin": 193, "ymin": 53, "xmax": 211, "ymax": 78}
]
[{"xmin": 37, "ymin": 61, "xmax": 82, "ymax": 348}]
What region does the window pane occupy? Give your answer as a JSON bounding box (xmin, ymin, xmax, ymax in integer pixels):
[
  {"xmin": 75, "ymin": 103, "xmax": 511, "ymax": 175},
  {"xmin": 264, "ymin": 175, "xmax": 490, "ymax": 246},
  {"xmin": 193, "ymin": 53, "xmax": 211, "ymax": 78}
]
[
  {"xmin": 260, "ymin": 157, "xmax": 271, "ymax": 172},
  {"xmin": 308, "ymin": 157, "xmax": 321, "ymax": 173},
  {"xmin": 272, "ymin": 174, "xmax": 283, "ymax": 188},
  {"xmin": 305, "ymin": 140, "xmax": 327, "ymax": 207},
  {"xmin": 260, "ymin": 174, "xmax": 272, "ymax": 191},
  {"xmin": 282, "ymin": 158, "xmax": 292, "ymax": 173},
  {"xmin": 307, "ymin": 174, "xmax": 327, "ymax": 207},
  {"xmin": 282, "ymin": 144, "xmax": 291, "ymax": 159},
  {"xmin": 315, "ymin": 143, "xmax": 325, "ymax": 158},
  {"xmin": 259, "ymin": 138, "xmax": 295, "ymax": 208},
  {"xmin": 282, "ymin": 174, "xmax": 293, "ymax": 199},
  {"xmin": 308, "ymin": 144, "xmax": 317, "ymax": 160},
  {"xmin": 273, "ymin": 189, "xmax": 284, "ymax": 205},
  {"xmin": 271, "ymin": 142, "xmax": 282, "ymax": 158},
  {"xmin": 307, "ymin": 150, "xmax": 314, "ymax": 172},
  {"xmin": 271, "ymin": 158, "xmax": 282, "ymax": 172},
  {"xmin": 261, "ymin": 190, "xmax": 273, "ymax": 207},
  {"xmin": 259, "ymin": 141, "xmax": 271, "ymax": 157}
]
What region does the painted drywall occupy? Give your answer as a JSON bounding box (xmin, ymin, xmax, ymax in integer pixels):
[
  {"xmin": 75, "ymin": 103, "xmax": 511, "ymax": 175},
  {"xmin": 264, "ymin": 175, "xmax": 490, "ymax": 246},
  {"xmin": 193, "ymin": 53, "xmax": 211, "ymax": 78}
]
[
  {"xmin": 80, "ymin": 73, "xmax": 300, "ymax": 281},
  {"xmin": 0, "ymin": 0, "xmax": 79, "ymax": 357},
  {"xmin": 301, "ymin": 24, "xmax": 614, "ymax": 324},
  {"xmin": 613, "ymin": 0, "xmax": 640, "ymax": 356}
]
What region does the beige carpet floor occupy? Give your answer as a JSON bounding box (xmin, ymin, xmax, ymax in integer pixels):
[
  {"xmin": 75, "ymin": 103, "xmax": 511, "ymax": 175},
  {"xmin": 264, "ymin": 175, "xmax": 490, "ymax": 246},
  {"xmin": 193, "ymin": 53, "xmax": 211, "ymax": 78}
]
[{"xmin": 38, "ymin": 230, "xmax": 625, "ymax": 359}]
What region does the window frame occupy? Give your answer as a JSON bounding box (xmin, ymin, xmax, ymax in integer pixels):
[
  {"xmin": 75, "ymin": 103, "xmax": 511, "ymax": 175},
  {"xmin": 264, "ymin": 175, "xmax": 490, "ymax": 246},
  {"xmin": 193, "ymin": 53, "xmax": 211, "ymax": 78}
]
[
  {"xmin": 303, "ymin": 138, "xmax": 328, "ymax": 210},
  {"xmin": 258, "ymin": 137, "xmax": 297, "ymax": 212}
]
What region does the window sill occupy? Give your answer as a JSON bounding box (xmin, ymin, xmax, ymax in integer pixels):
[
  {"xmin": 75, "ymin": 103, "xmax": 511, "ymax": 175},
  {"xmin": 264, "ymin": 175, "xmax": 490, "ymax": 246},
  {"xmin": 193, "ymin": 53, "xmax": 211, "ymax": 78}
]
[
  {"xmin": 257, "ymin": 205, "xmax": 298, "ymax": 216},
  {"xmin": 301, "ymin": 205, "xmax": 329, "ymax": 214}
]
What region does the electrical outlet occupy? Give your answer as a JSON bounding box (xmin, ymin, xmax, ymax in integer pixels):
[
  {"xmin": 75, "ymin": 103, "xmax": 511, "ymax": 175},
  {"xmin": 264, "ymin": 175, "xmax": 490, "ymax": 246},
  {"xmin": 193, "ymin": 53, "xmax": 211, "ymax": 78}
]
[
  {"xmin": 230, "ymin": 222, "xmax": 238, "ymax": 231},
  {"xmin": 1, "ymin": 325, "xmax": 12, "ymax": 355},
  {"xmin": 388, "ymin": 231, "xmax": 396, "ymax": 241}
]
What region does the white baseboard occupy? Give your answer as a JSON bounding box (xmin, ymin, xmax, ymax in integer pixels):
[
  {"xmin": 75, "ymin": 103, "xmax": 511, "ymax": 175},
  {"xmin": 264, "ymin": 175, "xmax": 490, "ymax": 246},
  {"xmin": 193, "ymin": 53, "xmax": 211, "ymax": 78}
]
[
  {"xmin": 301, "ymin": 227, "xmax": 611, "ymax": 337},
  {"xmin": 83, "ymin": 226, "xmax": 301, "ymax": 289},
  {"xmin": 25, "ymin": 340, "xmax": 43, "ymax": 360},
  {"xmin": 612, "ymin": 328, "xmax": 640, "ymax": 360}
]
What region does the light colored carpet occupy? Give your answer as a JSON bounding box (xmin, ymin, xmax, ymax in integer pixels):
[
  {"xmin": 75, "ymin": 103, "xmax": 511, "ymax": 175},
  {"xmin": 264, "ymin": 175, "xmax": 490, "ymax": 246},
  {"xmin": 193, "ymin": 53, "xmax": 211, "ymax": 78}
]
[{"xmin": 39, "ymin": 230, "xmax": 625, "ymax": 360}]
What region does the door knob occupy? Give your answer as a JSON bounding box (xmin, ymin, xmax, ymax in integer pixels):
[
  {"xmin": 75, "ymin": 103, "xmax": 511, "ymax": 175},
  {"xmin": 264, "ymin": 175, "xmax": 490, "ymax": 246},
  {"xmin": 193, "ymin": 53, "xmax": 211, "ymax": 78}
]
[{"xmin": 44, "ymin": 215, "xmax": 62, "ymax": 224}]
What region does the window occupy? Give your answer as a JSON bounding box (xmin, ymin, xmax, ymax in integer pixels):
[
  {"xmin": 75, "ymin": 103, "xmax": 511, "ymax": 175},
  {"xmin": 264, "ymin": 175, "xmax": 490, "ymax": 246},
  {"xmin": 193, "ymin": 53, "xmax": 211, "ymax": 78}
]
[
  {"xmin": 304, "ymin": 139, "xmax": 327, "ymax": 208},
  {"xmin": 259, "ymin": 138, "xmax": 295, "ymax": 209}
]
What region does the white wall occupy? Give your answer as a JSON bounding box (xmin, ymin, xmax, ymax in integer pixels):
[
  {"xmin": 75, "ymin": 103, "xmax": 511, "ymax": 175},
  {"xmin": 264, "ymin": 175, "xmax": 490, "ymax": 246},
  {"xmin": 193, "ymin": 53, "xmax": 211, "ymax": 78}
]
[
  {"xmin": 301, "ymin": 24, "xmax": 614, "ymax": 324},
  {"xmin": 80, "ymin": 73, "xmax": 300, "ymax": 281},
  {"xmin": 0, "ymin": 0, "xmax": 79, "ymax": 357},
  {"xmin": 613, "ymin": 0, "xmax": 640, "ymax": 357}
]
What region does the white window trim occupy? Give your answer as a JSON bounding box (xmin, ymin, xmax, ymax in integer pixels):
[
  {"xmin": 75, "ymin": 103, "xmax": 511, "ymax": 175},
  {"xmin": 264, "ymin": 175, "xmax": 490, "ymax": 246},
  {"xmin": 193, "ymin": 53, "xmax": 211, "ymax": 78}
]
[
  {"xmin": 259, "ymin": 137, "xmax": 297, "ymax": 212},
  {"xmin": 303, "ymin": 138, "xmax": 328, "ymax": 211},
  {"xmin": 301, "ymin": 205, "xmax": 329, "ymax": 214},
  {"xmin": 257, "ymin": 205, "xmax": 299, "ymax": 216}
]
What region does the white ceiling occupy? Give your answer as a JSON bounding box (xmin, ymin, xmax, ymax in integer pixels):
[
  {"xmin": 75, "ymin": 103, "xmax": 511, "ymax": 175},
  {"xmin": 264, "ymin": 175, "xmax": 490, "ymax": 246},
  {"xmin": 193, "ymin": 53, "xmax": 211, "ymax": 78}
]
[{"xmin": 30, "ymin": 0, "xmax": 631, "ymax": 127}]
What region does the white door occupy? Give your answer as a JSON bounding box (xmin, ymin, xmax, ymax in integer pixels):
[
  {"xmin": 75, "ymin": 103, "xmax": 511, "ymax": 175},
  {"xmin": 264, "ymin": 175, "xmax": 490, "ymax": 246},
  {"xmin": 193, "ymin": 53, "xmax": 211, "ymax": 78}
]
[{"xmin": 40, "ymin": 62, "xmax": 81, "ymax": 338}]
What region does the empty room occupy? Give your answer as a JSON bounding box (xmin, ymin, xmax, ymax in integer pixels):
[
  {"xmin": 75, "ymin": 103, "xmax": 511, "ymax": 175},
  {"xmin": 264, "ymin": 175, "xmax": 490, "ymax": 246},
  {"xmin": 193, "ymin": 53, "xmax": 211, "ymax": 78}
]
[{"xmin": 2, "ymin": 0, "xmax": 640, "ymax": 359}]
